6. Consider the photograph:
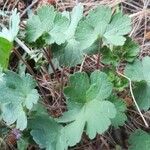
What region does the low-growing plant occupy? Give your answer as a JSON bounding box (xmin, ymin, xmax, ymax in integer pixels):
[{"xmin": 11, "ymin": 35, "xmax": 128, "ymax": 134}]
[{"xmin": 0, "ymin": 3, "xmax": 150, "ymax": 150}]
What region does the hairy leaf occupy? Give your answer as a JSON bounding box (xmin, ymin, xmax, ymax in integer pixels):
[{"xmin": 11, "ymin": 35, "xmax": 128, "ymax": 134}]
[
  {"xmin": 75, "ymin": 6, "xmax": 131, "ymax": 49},
  {"xmin": 65, "ymin": 71, "xmax": 113, "ymax": 103},
  {"xmin": 109, "ymin": 96, "xmax": 127, "ymax": 128},
  {"xmin": 52, "ymin": 39, "xmax": 82, "ymax": 66},
  {"xmin": 125, "ymin": 57, "xmax": 150, "ymax": 110},
  {"xmin": 63, "ymin": 100, "xmax": 116, "ymax": 146},
  {"xmin": 0, "ymin": 71, "xmax": 39, "ymax": 130},
  {"xmin": 129, "ymin": 129, "xmax": 150, "ymax": 150},
  {"xmin": 17, "ymin": 138, "xmax": 28, "ymax": 150},
  {"xmin": 59, "ymin": 71, "xmax": 116, "ymax": 146},
  {"xmin": 104, "ymin": 69, "xmax": 128, "ymax": 91},
  {"xmin": 26, "ymin": 5, "xmax": 69, "ymax": 44},
  {"xmin": 29, "ymin": 115, "xmax": 67, "ymax": 150},
  {"xmin": 101, "ymin": 46, "xmax": 119, "ymax": 66},
  {"xmin": 0, "ymin": 37, "xmax": 13, "ymax": 69},
  {"xmin": 119, "ymin": 37, "xmax": 140, "ymax": 62},
  {"xmin": 52, "ymin": 3, "xmax": 84, "ymax": 66},
  {"xmin": 0, "ymin": 9, "xmax": 19, "ymax": 69},
  {"xmin": 2, "ymin": 103, "xmax": 27, "ymax": 130},
  {"xmin": 64, "ymin": 72, "xmax": 90, "ymax": 103},
  {"xmin": 101, "ymin": 37, "xmax": 140, "ymax": 66},
  {"xmin": 0, "ymin": 9, "xmax": 20, "ymax": 42}
]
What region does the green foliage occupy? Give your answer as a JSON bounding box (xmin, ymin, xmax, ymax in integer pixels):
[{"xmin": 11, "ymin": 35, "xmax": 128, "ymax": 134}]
[
  {"xmin": 109, "ymin": 95, "xmax": 127, "ymax": 128},
  {"xmin": 51, "ymin": 4, "xmax": 84, "ymax": 66},
  {"xmin": 104, "ymin": 68, "xmax": 128, "ymax": 91},
  {"xmin": 101, "ymin": 37, "xmax": 140, "ymax": 66},
  {"xmin": 65, "ymin": 71, "xmax": 113, "ymax": 102},
  {"xmin": 75, "ymin": 7, "xmax": 131, "ymax": 50},
  {"xmin": 27, "ymin": 4, "xmax": 131, "ymax": 67},
  {"xmin": 17, "ymin": 138, "xmax": 28, "ymax": 150},
  {"xmin": 128, "ymin": 129, "xmax": 150, "ymax": 150},
  {"xmin": 26, "ymin": 5, "xmax": 69, "ymax": 44},
  {"xmin": 29, "ymin": 71, "xmax": 117, "ymax": 149},
  {"xmin": 62, "ymin": 100, "xmax": 116, "ymax": 145},
  {"xmin": 1, "ymin": 3, "xmax": 148, "ymax": 150},
  {"xmin": 0, "ymin": 37, "xmax": 13, "ymax": 69},
  {"xmin": 61, "ymin": 71, "xmax": 116, "ymax": 142},
  {"xmin": 0, "ymin": 9, "xmax": 20, "ymax": 42},
  {"xmin": 29, "ymin": 115, "xmax": 67, "ymax": 150},
  {"xmin": 0, "ymin": 71, "xmax": 39, "ymax": 130},
  {"xmin": 0, "ymin": 9, "xmax": 20, "ymax": 69},
  {"xmin": 125, "ymin": 56, "xmax": 150, "ymax": 110}
]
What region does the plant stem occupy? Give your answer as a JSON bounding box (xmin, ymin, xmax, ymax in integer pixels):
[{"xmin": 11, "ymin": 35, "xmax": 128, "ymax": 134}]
[
  {"xmin": 96, "ymin": 39, "xmax": 102, "ymax": 69},
  {"xmin": 60, "ymin": 67, "xmax": 65, "ymax": 101},
  {"xmin": 14, "ymin": 49, "xmax": 48, "ymax": 102},
  {"xmin": 43, "ymin": 48, "xmax": 60, "ymax": 83},
  {"xmin": 79, "ymin": 54, "xmax": 86, "ymax": 72},
  {"xmin": 20, "ymin": 0, "xmax": 39, "ymax": 18},
  {"xmin": 15, "ymin": 38, "xmax": 32, "ymax": 55}
]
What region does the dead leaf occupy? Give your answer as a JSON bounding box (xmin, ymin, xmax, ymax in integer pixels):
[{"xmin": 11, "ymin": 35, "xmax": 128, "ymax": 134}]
[
  {"xmin": 124, "ymin": 96, "xmax": 133, "ymax": 107},
  {"xmin": 145, "ymin": 31, "xmax": 150, "ymax": 40},
  {"xmin": 39, "ymin": 0, "xmax": 56, "ymax": 5}
]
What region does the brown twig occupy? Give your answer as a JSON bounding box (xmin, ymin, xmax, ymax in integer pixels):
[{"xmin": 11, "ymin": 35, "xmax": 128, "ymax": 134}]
[
  {"xmin": 43, "ymin": 48, "xmax": 60, "ymax": 83},
  {"xmin": 60, "ymin": 67, "xmax": 65, "ymax": 101},
  {"xmin": 20, "ymin": 0, "xmax": 39, "ymax": 18},
  {"xmin": 13, "ymin": 49, "xmax": 48, "ymax": 102}
]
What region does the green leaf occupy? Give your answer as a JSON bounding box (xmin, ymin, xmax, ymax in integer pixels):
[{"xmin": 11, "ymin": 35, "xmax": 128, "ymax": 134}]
[
  {"xmin": 64, "ymin": 72, "xmax": 90, "ymax": 103},
  {"xmin": 0, "ymin": 37, "xmax": 13, "ymax": 69},
  {"xmin": 1, "ymin": 71, "xmax": 115, "ymax": 149},
  {"xmin": 133, "ymin": 81, "xmax": 150, "ymax": 111},
  {"xmin": 125, "ymin": 57, "xmax": 150, "ymax": 110},
  {"xmin": 75, "ymin": 6, "xmax": 111, "ymax": 49},
  {"xmin": 64, "ymin": 71, "xmax": 113, "ymax": 103},
  {"xmin": 104, "ymin": 68, "xmax": 128, "ymax": 91},
  {"xmin": 57, "ymin": 101, "xmax": 116, "ymax": 147},
  {"xmin": 86, "ymin": 71, "xmax": 113, "ymax": 101},
  {"xmin": 9, "ymin": 9, "xmax": 20, "ymax": 40},
  {"xmin": 65, "ymin": 3, "xmax": 83, "ymax": 39},
  {"xmin": 103, "ymin": 12, "xmax": 131, "ymax": 46},
  {"xmin": 2, "ymin": 103, "xmax": 27, "ymax": 130},
  {"xmin": 30, "ymin": 103, "xmax": 49, "ymax": 116},
  {"xmin": 26, "ymin": 5, "xmax": 69, "ymax": 44},
  {"xmin": 109, "ymin": 96, "xmax": 127, "ymax": 128},
  {"xmin": 52, "ymin": 39, "xmax": 83, "ymax": 67},
  {"xmin": 0, "ymin": 9, "xmax": 20, "ymax": 69},
  {"xmin": 29, "ymin": 115, "xmax": 67, "ymax": 150},
  {"xmin": 44, "ymin": 13, "xmax": 70, "ymax": 45},
  {"xmin": 101, "ymin": 46, "xmax": 119, "ymax": 66},
  {"xmin": 119, "ymin": 37, "xmax": 140, "ymax": 62},
  {"xmin": 63, "ymin": 100, "xmax": 116, "ymax": 146},
  {"xmin": 101, "ymin": 37, "xmax": 140, "ymax": 66},
  {"xmin": 129, "ymin": 129, "xmax": 150, "ymax": 150},
  {"xmin": 0, "ymin": 9, "xmax": 20, "ymax": 42},
  {"xmin": 0, "ymin": 67, "xmax": 4, "ymax": 82},
  {"xmin": 52, "ymin": 4, "xmax": 84, "ymax": 66},
  {"xmin": 0, "ymin": 71, "xmax": 39, "ymax": 130},
  {"xmin": 17, "ymin": 138, "xmax": 28, "ymax": 150},
  {"xmin": 75, "ymin": 6, "xmax": 131, "ymax": 49},
  {"xmin": 59, "ymin": 71, "xmax": 116, "ymax": 146}
]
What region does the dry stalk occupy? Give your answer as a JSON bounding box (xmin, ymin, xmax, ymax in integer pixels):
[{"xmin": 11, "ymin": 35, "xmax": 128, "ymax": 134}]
[{"xmin": 117, "ymin": 70, "xmax": 149, "ymax": 128}]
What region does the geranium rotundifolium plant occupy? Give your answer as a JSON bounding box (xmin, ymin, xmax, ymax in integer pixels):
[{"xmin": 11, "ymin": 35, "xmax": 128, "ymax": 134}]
[{"xmin": 0, "ymin": 2, "xmax": 149, "ymax": 150}]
